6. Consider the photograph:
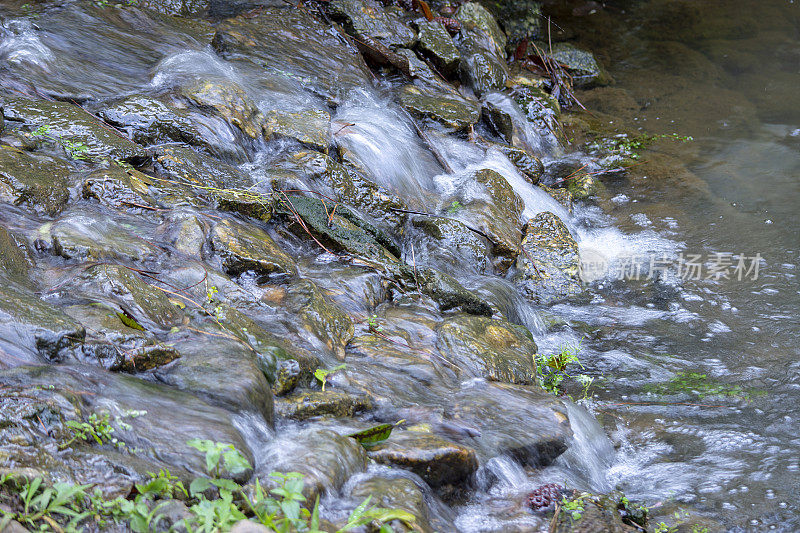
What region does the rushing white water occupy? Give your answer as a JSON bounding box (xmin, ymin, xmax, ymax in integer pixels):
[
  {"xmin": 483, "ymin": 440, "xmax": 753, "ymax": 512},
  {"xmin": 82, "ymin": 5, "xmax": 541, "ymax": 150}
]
[{"xmin": 0, "ymin": 18, "xmax": 54, "ymax": 69}]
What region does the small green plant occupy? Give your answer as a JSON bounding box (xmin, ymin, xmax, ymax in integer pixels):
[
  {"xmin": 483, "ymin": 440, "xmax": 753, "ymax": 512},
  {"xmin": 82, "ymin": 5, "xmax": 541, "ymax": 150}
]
[
  {"xmin": 366, "ymin": 314, "xmax": 383, "ymax": 333},
  {"xmin": 29, "ymin": 124, "xmax": 92, "ymax": 161},
  {"xmin": 654, "ymin": 522, "xmax": 677, "ymax": 533},
  {"xmin": 59, "ymin": 412, "xmax": 119, "ymax": 450},
  {"xmin": 187, "ymin": 439, "xmax": 251, "ymax": 480},
  {"xmin": 314, "ymin": 363, "xmax": 346, "ymax": 391},
  {"xmin": 561, "ymin": 494, "xmax": 587, "ymax": 521},
  {"xmin": 536, "ymin": 340, "xmax": 593, "ymax": 399},
  {"xmin": 590, "ymin": 132, "xmax": 693, "ymax": 160},
  {"xmin": 446, "ymin": 200, "xmax": 463, "ymax": 214}
]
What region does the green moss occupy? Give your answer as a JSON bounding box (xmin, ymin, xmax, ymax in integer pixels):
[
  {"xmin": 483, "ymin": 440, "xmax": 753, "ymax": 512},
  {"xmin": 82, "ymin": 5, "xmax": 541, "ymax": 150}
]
[{"xmin": 645, "ymin": 372, "xmax": 765, "ymax": 400}]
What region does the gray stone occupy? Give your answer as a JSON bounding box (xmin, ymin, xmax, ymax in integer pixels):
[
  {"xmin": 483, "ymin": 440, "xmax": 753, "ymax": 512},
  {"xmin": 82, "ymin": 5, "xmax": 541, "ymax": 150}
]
[{"xmin": 0, "ymin": 146, "xmax": 71, "ymax": 216}]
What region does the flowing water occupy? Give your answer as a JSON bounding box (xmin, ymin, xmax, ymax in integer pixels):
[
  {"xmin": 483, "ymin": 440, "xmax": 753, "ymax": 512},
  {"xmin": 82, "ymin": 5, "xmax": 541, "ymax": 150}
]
[{"xmin": 1, "ymin": 0, "xmax": 799, "ymax": 531}]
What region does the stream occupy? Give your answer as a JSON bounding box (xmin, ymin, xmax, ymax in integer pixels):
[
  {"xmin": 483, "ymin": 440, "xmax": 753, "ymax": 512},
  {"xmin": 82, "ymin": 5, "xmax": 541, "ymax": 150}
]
[{"xmin": 0, "ymin": 0, "xmax": 798, "ymax": 531}]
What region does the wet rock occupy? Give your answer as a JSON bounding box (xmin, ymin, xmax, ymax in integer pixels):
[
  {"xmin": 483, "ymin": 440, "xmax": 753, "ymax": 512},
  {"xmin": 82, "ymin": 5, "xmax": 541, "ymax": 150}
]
[
  {"xmin": 181, "ymin": 78, "xmax": 264, "ymax": 140},
  {"xmin": 65, "ymin": 304, "xmax": 179, "ymax": 372},
  {"xmin": 230, "ymin": 520, "xmax": 271, "ymax": 533},
  {"xmin": 0, "ymin": 364, "xmax": 253, "ymax": 482},
  {"xmin": 411, "ymin": 215, "xmax": 491, "ymax": 272},
  {"xmin": 401, "ymin": 265, "xmax": 493, "ymax": 316},
  {"xmin": 273, "ymin": 359, "xmax": 301, "ymax": 396},
  {"xmin": 210, "ymin": 218, "xmax": 297, "ymax": 277},
  {"xmin": 0, "ymin": 283, "xmax": 85, "ymax": 368},
  {"xmin": 276, "ymin": 194, "xmax": 401, "ymax": 269},
  {"xmin": 287, "ymin": 151, "xmax": 407, "ymax": 229},
  {"xmin": 0, "ymin": 225, "xmax": 32, "ymax": 284},
  {"xmin": 456, "ymin": 2, "xmax": 506, "ymax": 53},
  {"xmin": 98, "ymin": 94, "xmax": 238, "ymax": 160},
  {"xmin": 415, "ymin": 20, "xmax": 460, "ymax": 75},
  {"xmin": 483, "ymin": 0, "xmax": 542, "ymax": 45},
  {"xmin": 157, "ymin": 334, "xmax": 274, "ymax": 425},
  {"xmin": 330, "ymin": 0, "xmax": 416, "ymax": 49},
  {"xmin": 398, "ymin": 84, "xmax": 481, "ymax": 130},
  {"xmin": 539, "ymin": 184, "xmax": 573, "ymax": 213},
  {"xmin": 78, "ymin": 264, "xmax": 185, "ymax": 331},
  {"xmin": 47, "ymin": 211, "xmax": 161, "ymax": 263},
  {"xmin": 0, "ymin": 146, "xmax": 71, "ymax": 216},
  {"xmin": 264, "ymin": 109, "xmax": 330, "ymax": 152},
  {"xmin": 285, "ymin": 279, "xmax": 355, "ymax": 360},
  {"xmin": 445, "ymin": 381, "xmax": 572, "ymax": 465},
  {"xmin": 347, "ymin": 474, "xmax": 435, "ymax": 533},
  {"xmin": 514, "ymin": 211, "xmax": 582, "ymax": 304},
  {"xmin": 499, "ymin": 145, "xmax": 543, "ymax": 184},
  {"xmin": 436, "ymin": 314, "xmax": 538, "ymax": 384},
  {"xmin": 458, "ymin": 34, "xmax": 509, "ymax": 96},
  {"xmin": 157, "ymin": 210, "xmax": 208, "ymax": 258},
  {"xmin": 154, "ymin": 145, "xmax": 252, "ymax": 189},
  {"xmin": 212, "ymin": 9, "xmax": 371, "ymax": 103},
  {"xmin": 450, "ymin": 168, "xmax": 524, "ymax": 270},
  {"xmin": 255, "ymin": 428, "xmax": 367, "ymax": 499},
  {"xmin": 551, "ymin": 492, "xmax": 638, "ymax": 533},
  {"xmin": 548, "ymin": 43, "xmax": 611, "ymax": 88},
  {"xmin": 275, "ymin": 390, "xmax": 372, "ymax": 420},
  {"xmin": 82, "ymin": 163, "xmax": 160, "ymax": 213},
  {"xmin": 3, "ymin": 98, "xmax": 149, "ymax": 162},
  {"xmin": 137, "ymin": 0, "xmax": 208, "ymax": 16},
  {"xmin": 565, "ymin": 173, "xmax": 599, "ymax": 200},
  {"xmin": 366, "ymin": 430, "xmax": 478, "ymax": 487}
]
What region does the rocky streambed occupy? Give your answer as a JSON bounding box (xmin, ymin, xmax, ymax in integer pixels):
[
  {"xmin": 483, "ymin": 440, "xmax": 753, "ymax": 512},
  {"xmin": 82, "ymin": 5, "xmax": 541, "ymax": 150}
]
[{"xmin": 0, "ymin": 0, "xmax": 781, "ymax": 531}]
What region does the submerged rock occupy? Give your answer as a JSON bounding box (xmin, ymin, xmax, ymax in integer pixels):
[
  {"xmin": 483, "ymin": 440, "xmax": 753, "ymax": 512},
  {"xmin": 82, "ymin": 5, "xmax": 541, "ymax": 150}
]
[
  {"xmin": 3, "ymin": 98, "xmax": 149, "ymax": 162},
  {"xmin": 347, "ymin": 475, "xmax": 435, "ymax": 533},
  {"xmin": 0, "ymin": 146, "xmax": 71, "ymax": 216},
  {"xmin": 412, "ymin": 215, "xmax": 491, "ymax": 273},
  {"xmin": 157, "ymin": 334, "xmax": 275, "ymax": 425},
  {"xmin": 47, "ymin": 211, "xmax": 161, "ymax": 263},
  {"xmin": 0, "ymin": 283, "xmax": 85, "ymax": 367},
  {"xmin": 181, "ymin": 78, "xmax": 264, "ymax": 140},
  {"xmin": 264, "ymin": 109, "xmax": 331, "ymax": 152},
  {"xmin": 401, "ymin": 265, "xmax": 493, "ymax": 316},
  {"xmin": 210, "ymin": 218, "xmax": 297, "ymax": 277},
  {"xmin": 366, "ymin": 430, "xmax": 478, "ymax": 487},
  {"xmin": 154, "ymin": 145, "xmax": 252, "ymax": 189},
  {"xmin": 255, "ymin": 428, "xmax": 367, "ymax": 499},
  {"xmin": 212, "ymin": 9, "xmax": 372, "ymax": 103},
  {"xmin": 0, "ymin": 364, "xmax": 253, "ymax": 482},
  {"xmin": 82, "ymin": 163, "xmax": 159, "ymax": 213},
  {"xmin": 0, "ymin": 225, "xmax": 32, "ymax": 285},
  {"xmin": 285, "ymin": 279, "xmax": 355, "ymax": 360},
  {"xmin": 436, "ymin": 314, "xmax": 538, "ymax": 384},
  {"xmin": 514, "ymin": 211, "xmax": 582, "ymax": 304},
  {"xmin": 445, "ymin": 381, "xmax": 572, "ymax": 465}
]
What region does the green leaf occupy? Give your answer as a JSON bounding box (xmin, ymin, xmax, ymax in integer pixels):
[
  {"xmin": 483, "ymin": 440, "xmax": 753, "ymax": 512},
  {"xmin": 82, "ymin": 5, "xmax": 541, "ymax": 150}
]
[
  {"xmin": 347, "ymin": 420, "xmax": 403, "ymax": 448},
  {"xmin": 189, "ymin": 477, "xmax": 214, "ymax": 496},
  {"xmin": 222, "ymin": 447, "xmax": 252, "ymax": 475},
  {"xmin": 117, "ymin": 309, "xmax": 145, "ymax": 331},
  {"xmin": 313, "ymin": 364, "xmax": 346, "ymax": 391}
]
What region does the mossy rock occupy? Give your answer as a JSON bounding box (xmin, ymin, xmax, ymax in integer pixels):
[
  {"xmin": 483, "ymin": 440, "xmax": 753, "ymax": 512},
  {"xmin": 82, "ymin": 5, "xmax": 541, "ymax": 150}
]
[
  {"xmin": 436, "ymin": 314, "xmax": 538, "ymax": 384},
  {"xmin": 514, "ymin": 211, "xmax": 582, "ymax": 304},
  {"xmin": 415, "ymin": 19, "xmax": 460, "ymax": 75},
  {"xmin": 3, "ymin": 98, "xmax": 148, "ymax": 162},
  {"xmin": 366, "ymin": 430, "xmax": 479, "ymax": 487},
  {"xmin": 411, "ymin": 215, "xmax": 491, "ymax": 272},
  {"xmin": 456, "ymin": 2, "xmax": 507, "ymax": 53},
  {"xmin": 0, "ymin": 146, "xmax": 71, "ymax": 216},
  {"xmin": 154, "ymin": 145, "xmax": 252, "ymax": 190},
  {"xmin": 458, "ymin": 34, "xmax": 509, "ymax": 96},
  {"xmin": 181, "ymin": 78, "xmax": 265, "ymax": 139},
  {"xmin": 347, "ymin": 475, "xmax": 435, "ymax": 533},
  {"xmin": 275, "ymin": 390, "xmax": 372, "ymax": 420},
  {"xmin": 0, "ymin": 225, "xmax": 32, "ymax": 285},
  {"xmin": 264, "ymin": 109, "xmax": 331, "ymax": 152},
  {"xmin": 210, "ymin": 218, "xmax": 297, "ymax": 277},
  {"xmin": 329, "ymin": 0, "xmax": 416, "ymax": 49},
  {"xmin": 82, "ymin": 162, "xmax": 160, "ymax": 212},
  {"xmin": 285, "ymin": 279, "xmax": 355, "ymax": 360},
  {"xmin": 398, "ymin": 84, "xmax": 481, "ymax": 130}
]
